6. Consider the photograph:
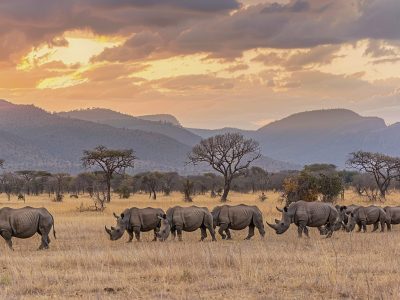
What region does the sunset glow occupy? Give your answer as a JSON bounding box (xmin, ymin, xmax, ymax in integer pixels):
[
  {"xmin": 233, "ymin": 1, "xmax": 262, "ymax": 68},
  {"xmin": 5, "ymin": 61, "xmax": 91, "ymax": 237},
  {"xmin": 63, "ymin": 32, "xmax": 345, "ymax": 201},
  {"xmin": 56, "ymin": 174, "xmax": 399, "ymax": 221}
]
[{"xmin": 1, "ymin": 0, "xmax": 400, "ymax": 128}]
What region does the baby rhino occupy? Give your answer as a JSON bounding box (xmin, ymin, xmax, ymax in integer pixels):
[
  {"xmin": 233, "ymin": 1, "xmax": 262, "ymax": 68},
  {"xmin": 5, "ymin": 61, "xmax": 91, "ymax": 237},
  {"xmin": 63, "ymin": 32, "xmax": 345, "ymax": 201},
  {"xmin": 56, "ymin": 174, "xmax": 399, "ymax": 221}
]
[
  {"xmin": 211, "ymin": 204, "xmax": 265, "ymax": 240},
  {"xmin": 157, "ymin": 206, "xmax": 216, "ymax": 242},
  {"xmin": 105, "ymin": 207, "xmax": 165, "ymax": 242},
  {"xmin": 0, "ymin": 207, "xmax": 56, "ymax": 251}
]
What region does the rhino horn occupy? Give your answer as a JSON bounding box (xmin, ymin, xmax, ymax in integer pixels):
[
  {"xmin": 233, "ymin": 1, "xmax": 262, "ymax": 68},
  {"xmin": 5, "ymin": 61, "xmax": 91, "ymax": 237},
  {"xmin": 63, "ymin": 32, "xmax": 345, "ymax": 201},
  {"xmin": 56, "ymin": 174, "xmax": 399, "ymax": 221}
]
[
  {"xmin": 266, "ymin": 221, "xmax": 278, "ymax": 231},
  {"xmin": 274, "ymin": 219, "xmax": 280, "ymax": 224},
  {"xmin": 113, "ymin": 212, "xmax": 119, "ymax": 219},
  {"xmin": 276, "ymin": 206, "xmax": 283, "ymax": 213},
  {"xmin": 111, "ymin": 226, "xmax": 116, "ymax": 231},
  {"xmin": 105, "ymin": 226, "xmax": 111, "ymax": 235}
]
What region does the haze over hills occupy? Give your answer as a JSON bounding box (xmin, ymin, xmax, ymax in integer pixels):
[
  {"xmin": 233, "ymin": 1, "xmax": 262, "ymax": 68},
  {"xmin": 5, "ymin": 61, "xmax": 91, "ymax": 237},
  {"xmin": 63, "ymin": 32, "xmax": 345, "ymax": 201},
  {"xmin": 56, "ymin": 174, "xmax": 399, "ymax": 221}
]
[
  {"xmin": 0, "ymin": 100, "xmax": 298, "ymax": 173},
  {"xmin": 190, "ymin": 109, "xmax": 399, "ymax": 167},
  {"xmin": 58, "ymin": 109, "xmax": 202, "ymax": 146},
  {"xmin": 2, "ymin": 99, "xmax": 400, "ymax": 173}
]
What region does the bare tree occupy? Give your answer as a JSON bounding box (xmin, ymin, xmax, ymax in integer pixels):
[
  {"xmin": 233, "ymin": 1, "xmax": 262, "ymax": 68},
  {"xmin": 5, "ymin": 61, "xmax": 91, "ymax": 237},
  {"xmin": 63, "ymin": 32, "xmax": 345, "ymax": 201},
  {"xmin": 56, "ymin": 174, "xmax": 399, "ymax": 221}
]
[
  {"xmin": 188, "ymin": 133, "xmax": 261, "ymax": 201},
  {"xmin": 347, "ymin": 151, "xmax": 400, "ymax": 199},
  {"xmin": 82, "ymin": 146, "xmax": 136, "ymax": 202}
]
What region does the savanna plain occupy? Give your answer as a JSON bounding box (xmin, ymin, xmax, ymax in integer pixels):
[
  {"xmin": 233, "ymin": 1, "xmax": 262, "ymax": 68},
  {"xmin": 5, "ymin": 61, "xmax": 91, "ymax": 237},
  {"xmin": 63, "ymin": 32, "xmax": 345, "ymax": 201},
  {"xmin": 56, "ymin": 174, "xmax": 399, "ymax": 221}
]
[{"xmin": 0, "ymin": 191, "xmax": 399, "ymax": 300}]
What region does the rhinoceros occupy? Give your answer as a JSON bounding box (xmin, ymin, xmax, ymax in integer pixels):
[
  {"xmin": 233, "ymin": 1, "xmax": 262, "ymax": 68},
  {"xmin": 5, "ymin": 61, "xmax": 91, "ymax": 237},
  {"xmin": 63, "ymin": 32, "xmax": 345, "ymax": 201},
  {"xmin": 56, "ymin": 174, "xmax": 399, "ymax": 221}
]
[
  {"xmin": 157, "ymin": 206, "xmax": 216, "ymax": 241},
  {"xmin": 345, "ymin": 206, "xmax": 386, "ymax": 232},
  {"xmin": 318, "ymin": 205, "xmax": 348, "ymax": 235},
  {"xmin": 267, "ymin": 201, "xmax": 339, "ymax": 238},
  {"xmin": 105, "ymin": 207, "xmax": 165, "ymax": 242},
  {"xmin": 211, "ymin": 204, "xmax": 265, "ymax": 240},
  {"xmin": 384, "ymin": 206, "xmax": 400, "ymax": 231},
  {"xmin": 0, "ymin": 207, "xmax": 56, "ymax": 250}
]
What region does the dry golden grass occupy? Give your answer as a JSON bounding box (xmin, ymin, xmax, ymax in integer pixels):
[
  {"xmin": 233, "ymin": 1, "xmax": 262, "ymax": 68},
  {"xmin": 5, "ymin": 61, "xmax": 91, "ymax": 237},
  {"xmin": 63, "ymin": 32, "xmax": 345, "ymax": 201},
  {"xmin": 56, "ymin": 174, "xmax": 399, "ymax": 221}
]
[{"xmin": 0, "ymin": 191, "xmax": 399, "ymax": 299}]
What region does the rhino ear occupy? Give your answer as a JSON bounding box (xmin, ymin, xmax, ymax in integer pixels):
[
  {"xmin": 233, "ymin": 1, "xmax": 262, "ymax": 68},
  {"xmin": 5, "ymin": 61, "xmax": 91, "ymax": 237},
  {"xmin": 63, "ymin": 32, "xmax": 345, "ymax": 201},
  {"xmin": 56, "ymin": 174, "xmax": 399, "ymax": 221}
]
[
  {"xmin": 283, "ymin": 207, "xmax": 288, "ymax": 212},
  {"xmin": 162, "ymin": 214, "xmax": 167, "ymax": 219},
  {"xmin": 340, "ymin": 206, "xmax": 347, "ymax": 211},
  {"xmin": 121, "ymin": 213, "xmax": 125, "ymax": 219}
]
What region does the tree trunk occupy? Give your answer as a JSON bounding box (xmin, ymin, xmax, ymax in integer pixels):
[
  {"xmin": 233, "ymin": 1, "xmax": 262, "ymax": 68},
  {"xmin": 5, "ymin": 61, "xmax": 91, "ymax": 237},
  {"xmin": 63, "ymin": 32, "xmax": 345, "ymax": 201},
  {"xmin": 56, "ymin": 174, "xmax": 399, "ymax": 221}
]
[
  {"xmin": 221, "ymin": 180, "xmax": 231, "ymax": 202},
  {"xmin": 106, "ymin": 179, "xmax": 111, "ymax": 202}
]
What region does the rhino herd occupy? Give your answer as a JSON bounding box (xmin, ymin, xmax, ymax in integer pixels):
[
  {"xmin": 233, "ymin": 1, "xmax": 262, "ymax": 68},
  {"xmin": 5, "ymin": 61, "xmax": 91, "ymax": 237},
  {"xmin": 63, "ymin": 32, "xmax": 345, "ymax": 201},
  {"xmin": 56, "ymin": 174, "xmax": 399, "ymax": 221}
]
[{"xmin": 0, "ymin": 202, "xmax": 399, "ymax": 251}]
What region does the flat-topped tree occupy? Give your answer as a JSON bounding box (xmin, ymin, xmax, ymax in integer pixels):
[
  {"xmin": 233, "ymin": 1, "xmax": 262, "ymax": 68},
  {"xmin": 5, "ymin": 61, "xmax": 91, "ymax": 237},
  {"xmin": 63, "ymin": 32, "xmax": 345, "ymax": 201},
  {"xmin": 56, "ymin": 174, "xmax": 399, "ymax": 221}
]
[
  {"xmin": 347, "ymin": 151, "xmax": 400, "ymax": 199},
  {"xmin": 188, "ymin": 133, "xmax": 261, "ymax": 202},
  {"xmin": 82, "ymin": 146, "xmax": 136, "ymax": 202}
]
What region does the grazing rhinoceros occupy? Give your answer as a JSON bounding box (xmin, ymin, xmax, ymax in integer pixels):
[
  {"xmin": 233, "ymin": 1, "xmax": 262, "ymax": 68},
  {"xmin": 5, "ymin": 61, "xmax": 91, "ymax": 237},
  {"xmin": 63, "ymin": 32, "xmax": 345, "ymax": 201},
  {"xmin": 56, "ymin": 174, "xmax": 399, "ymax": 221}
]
[
  {"xmin": 267, "ymin": 201, "xmax": 339, "ymax": 238},
  {"xmin": 211, "ymin": 204, "xmax": 265, "ymax": 240},
  {"xmin": 384, "ymin": 206, "xmax": 400, "ymax": 231},
  {"xmin": 0, "ymin": 207, "xmax": 56, "ymax": 250},
  {"xmin": 344, "ymin": 206, "xmax": 386, "ymax": 232},
  {"xmin": 105, "ymin": 207, "xmax": 165, "ymax": 242},
  {"xmin": 157, "ymin": 206, "xmax": 216, "ymax": 242},
  {"xmin": 319, "ymin": 204, "xmax": 363, "ymax": 235}
]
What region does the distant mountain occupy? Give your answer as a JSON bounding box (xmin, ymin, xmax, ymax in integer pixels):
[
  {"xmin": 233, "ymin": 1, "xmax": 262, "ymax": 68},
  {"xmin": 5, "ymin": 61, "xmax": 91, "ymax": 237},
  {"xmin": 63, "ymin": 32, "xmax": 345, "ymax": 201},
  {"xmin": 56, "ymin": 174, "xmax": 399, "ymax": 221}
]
[
  {"xmin": 0, "ymin": 100, "xmax": 192, "ymax": 173},
  {"xmin": 0, "ymin": 100, "xmax": 298, "ymax": 173},
  {"xmin": 137, "ymin": 114, "xmax": 181, "ymax": 126},
  {"xmin": 254, "ymin": 109, "xmax": 388, "ymax": 167},
  {"xmin": 58, "ymin": 109, "xmax": 201, "ymax": 146},
  {"xmin": 188, "ymin": 109, "xmax": 398, "ymax": 168}
]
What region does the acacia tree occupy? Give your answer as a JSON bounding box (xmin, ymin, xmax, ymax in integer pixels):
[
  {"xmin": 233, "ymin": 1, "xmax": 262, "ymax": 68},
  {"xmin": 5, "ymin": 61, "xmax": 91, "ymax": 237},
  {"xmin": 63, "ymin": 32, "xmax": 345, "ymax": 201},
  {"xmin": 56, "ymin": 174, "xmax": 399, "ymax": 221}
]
[
  {"xmin": 82, "ymin": 146, "xmax": 136, "ymax": 202},
  {"xmin": 188, "ymin": 133, "xmax": 261, "ymax": 201},
  {"xmin": 347, "ymin": 151, "xmax": 400, "ymax": 199}
]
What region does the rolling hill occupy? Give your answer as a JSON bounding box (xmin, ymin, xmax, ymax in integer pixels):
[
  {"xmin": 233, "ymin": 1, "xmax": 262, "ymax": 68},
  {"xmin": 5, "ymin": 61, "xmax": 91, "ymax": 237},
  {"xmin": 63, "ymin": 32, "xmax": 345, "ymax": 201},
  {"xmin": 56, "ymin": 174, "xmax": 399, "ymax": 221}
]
[{"xmin": 0, "ymin": 100, "xmax": 299, "ymax": 173}]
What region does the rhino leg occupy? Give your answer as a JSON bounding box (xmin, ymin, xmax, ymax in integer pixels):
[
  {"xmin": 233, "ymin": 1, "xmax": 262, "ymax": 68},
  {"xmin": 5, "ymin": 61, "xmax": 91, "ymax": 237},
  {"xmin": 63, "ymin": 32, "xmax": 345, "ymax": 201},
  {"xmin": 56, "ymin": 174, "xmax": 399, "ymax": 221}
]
[
  {"xmin": 208, "ymin": 226, "xmax": 216, "ymax": 242},
  {"xmin": 38, "ymin": 225, "xmax": 51, "ymax": 250},
  {"xmin": 356, "ymin": 223, "xmax": 362, "ymax": 232},
  {"xmin": 218, "ymin": 224, "xmax": 228, "ymax": 239},
  {"xmin": 152, "ymin": 228, "xmax": 159, "ymax": 241},
  {"xmin": 176, "ymin": 227, "xmax": 183, "ymax": 241},
  {"xmin": 171, "ymin": 229, "xmax": 176, "ymax": 240},
  {"xmin": 380, "ymin": 219, "xmax": 385, "ymax": 232},
  {"xmin": 303, "ymin": 227, "xmax": 310, "ymax": 238},
  {"xmin": 372, "ymin": 222, "xmax": 379, "ymax": 232},
  {"xmin": 361, "ymin": 221, "xmax": 367, "ymax": 232},
  {"xmin": 387, "ymin": 222, "xmax": 392, "ymax": 231},
  {"xmin": 126, "ymin": 229, "xmax": 134, "ymax": 243},
  {"xmin": 200, "ymin": 226, "xmax": 207, "ymax": 241},
  {"xmin": 297, "ymin": 224, "xmax": 306, "ymax": 238},
  {"xmin": 225, "ymin": 229, "xmax": 232, "ymax": 240},
  {"xmin": 253, "ymin": 218, "xmax": 265, "ymax": 238},
  {"xmin": 134, "ymin": 230, "xmax": 141, "ymax": 242},
  {"xmin": 1, "ymin": 231, "xmax": 14, "ymax": 251},
  {"xmin": 245, "ymin": 225, "xmax": 255, "ymax": 240}
]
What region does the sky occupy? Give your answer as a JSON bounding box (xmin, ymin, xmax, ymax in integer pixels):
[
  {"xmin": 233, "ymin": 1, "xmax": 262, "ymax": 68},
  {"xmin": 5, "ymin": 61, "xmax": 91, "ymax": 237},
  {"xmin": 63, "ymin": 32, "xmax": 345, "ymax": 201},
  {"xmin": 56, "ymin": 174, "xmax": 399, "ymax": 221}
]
[{"xmin": 1, "ymin": 0, "xmax": 400, "ymax": 129}]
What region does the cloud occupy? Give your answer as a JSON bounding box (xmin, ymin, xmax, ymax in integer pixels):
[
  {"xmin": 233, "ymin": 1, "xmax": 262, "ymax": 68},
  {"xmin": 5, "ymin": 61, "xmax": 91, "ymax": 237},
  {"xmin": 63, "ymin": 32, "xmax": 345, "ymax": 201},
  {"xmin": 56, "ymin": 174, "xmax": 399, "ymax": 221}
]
[{"xmin": 154, "ymin": 74, "xmax": 235, "ymax": 91}]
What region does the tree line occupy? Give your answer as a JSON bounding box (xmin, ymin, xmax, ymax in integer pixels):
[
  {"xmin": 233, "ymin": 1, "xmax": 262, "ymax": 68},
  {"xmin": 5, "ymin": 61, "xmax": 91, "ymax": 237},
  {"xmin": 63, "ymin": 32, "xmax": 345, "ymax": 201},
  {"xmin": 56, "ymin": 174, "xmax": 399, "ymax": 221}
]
[{"xmin": 1, "ymin": 133, "xmax": 400, "ymax": 204}]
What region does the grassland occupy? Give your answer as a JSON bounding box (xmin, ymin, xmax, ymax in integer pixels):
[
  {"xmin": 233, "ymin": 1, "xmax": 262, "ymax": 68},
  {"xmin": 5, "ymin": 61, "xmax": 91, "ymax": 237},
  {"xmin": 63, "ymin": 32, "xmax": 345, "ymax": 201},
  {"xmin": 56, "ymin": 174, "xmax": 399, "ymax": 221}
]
[{"xmin": 0, "ymin": 191, "xmax": 399, "ymax": 299}]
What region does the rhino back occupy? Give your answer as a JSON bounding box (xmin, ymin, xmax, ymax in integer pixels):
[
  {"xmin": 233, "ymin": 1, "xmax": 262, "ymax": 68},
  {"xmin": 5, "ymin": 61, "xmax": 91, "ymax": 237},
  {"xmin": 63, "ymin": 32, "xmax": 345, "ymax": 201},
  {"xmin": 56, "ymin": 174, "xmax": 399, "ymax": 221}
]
[
  {"xmin": 130, "ymin": 207, "xmax": 164, "ymax": 231},
  {"xmin": 9, "ymin": 207, "xmax": 42, "ymax": 238},
  {"xmin": 293, "ymin": 201, "xmax": 333, "ymax": 227},
  {"xmin": 364, "ymin": 206, "xmax": 384, "ymax": 224},
  {"xmin": 228, "ymin": 205, "xmax": 256, "ymax": 230},
  {"xmin": 175, "ymin": 206, "xmax": 206, "ymax": 232}
]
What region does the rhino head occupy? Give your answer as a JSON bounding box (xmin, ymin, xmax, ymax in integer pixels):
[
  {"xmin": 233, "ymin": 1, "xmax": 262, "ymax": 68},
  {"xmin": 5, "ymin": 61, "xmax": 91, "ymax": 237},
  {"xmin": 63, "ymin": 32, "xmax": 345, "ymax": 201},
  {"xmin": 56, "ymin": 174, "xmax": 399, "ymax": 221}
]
[
  {"xmin": 344, "ymin": 212, "xmax": 356, "ymax": 232},
  {"xmin": 156, "ymin": 214, "xmax": 171, "ymax": 241},
  {"xmin": 105, "ymin": 212, "xmax": 128, "ymax": 241},
  {"xmin": 266, "ymin": 206, "xmax": 291, "ymax": 234}
]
